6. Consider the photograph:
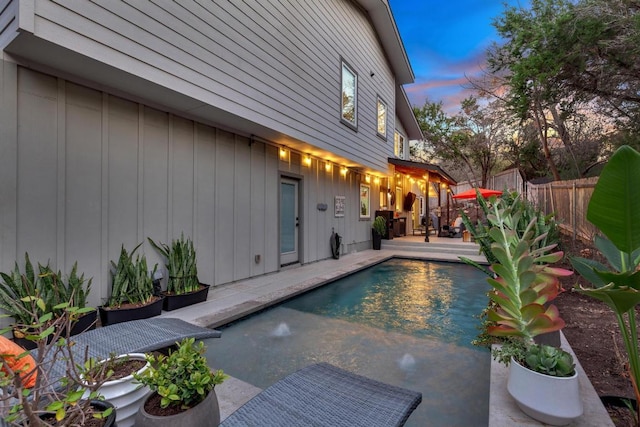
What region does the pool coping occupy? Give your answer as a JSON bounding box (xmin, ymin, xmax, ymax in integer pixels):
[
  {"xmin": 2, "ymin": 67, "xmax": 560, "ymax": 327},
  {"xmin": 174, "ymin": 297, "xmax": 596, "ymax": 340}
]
[{"xmin": 158, "ymin": 248, "xmax": 613, "ymax": 425}]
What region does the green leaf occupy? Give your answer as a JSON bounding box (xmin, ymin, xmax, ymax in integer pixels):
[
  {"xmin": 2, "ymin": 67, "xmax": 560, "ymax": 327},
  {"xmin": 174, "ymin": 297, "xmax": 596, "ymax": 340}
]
[
  {"xmin": 594, "ymin": 236, "xmax": 626, "ymax": 272},
  {"xmin": 577, "ymin": 283, "xmax": 640, "ymax": 314},
  {"xmin": 66, "ymin": 389, "xmax": 84, "ymax": 403},
  {"xmin": 587, "ymin": 145, "xmax": 640, "ymax": 254},
  {"xmin": 47, "ymin": 401, "xmax": 63, "ymax": 411},
  {"xmin": 570, "ymin": 257, "xmax": 608, "ymax": 287}
]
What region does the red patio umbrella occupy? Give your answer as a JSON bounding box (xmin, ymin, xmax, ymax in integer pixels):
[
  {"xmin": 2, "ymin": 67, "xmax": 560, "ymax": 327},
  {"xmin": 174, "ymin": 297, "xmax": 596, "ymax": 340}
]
[{"xmin": 452, "ymin": 188, "xmax": 503, "ymax": 200}]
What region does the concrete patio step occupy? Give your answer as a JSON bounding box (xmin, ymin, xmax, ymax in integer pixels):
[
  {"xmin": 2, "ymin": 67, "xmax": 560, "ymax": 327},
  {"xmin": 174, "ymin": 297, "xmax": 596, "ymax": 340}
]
[{"xmin": 381, "ymin": 239, "xmax": 482, "ymax": 258}]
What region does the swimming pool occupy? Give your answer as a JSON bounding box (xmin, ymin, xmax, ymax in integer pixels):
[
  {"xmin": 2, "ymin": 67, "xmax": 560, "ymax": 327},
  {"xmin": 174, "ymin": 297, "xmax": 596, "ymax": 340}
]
[{"xmin": 207, "ymin": 258, "xmax": 491, "ymax": 426}]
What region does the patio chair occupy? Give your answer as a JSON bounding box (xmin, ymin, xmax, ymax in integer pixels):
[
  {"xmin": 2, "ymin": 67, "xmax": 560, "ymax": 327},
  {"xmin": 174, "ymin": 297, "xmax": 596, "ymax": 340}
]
[
  {"xmin": 41, "ymin": 318, "xmax": 222, "ymax": 382},
  {"xmin": 220, "ymin": 362, "xmax": 422, "ymax": 427}
]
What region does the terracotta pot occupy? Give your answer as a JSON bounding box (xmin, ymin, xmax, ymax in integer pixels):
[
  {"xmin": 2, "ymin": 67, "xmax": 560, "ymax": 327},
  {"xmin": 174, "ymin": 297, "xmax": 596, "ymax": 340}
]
[
  {"xmin": 507, "ymin": 357, "xmax": 582, "ymax": 425},
  {"xmin": 135, "ymin": 388, "xmax": 220, "ymax": 427}
]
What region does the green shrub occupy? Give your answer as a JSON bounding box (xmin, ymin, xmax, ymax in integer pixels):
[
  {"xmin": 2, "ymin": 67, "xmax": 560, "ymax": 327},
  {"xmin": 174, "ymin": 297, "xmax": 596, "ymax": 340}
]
[{"xmin": 134, "ymin": 338, "xmax": 227, "ymax": 409}]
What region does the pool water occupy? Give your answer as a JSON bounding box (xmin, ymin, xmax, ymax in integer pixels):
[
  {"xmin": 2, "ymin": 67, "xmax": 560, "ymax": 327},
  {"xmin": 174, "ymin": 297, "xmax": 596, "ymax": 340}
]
[{"xmin": 206, "ymin": 259, "xmax": 491, "ymax": 426}]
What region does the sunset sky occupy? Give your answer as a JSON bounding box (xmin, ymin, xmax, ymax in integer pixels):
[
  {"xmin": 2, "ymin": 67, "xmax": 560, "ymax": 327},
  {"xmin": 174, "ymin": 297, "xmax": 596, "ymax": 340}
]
[{"xmin": 388, "ymin": 0, "xmax": 531, "ymax": 113}]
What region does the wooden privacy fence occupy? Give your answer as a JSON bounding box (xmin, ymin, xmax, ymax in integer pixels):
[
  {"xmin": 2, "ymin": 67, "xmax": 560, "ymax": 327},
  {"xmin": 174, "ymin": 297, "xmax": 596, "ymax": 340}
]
[
  {"xmin": 526, "ymin": 177, "xmax": 599, "ymax": 242},
  {"xmin": 452, "ymin": 171, "xmax": 598, "ymax": 242}
]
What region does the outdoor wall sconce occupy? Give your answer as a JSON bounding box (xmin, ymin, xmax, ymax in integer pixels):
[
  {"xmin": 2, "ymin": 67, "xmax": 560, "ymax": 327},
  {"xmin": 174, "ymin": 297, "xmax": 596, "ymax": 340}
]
[
  {"xmin": 340, "ymin": 167, "xmax": 348, "ymax": 176},
  {"xmin": 365, "ymin": 175, "xmax": 371, "ymax": 183},
  {"xmin": 304, "ymin": 155, "xmax": 312, "ymax": 166},
  {"xmin": 325, "ymin": 162, "xmax": 332, "ymax": 173},
  {"xmin": 279, "ymin": 147, "xmax": 288, "ymax": 159}
]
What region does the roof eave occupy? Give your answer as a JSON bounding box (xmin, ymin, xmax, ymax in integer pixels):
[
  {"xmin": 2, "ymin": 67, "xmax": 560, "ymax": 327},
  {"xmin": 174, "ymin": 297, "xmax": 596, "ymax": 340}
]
[{"xmin": 356, "ymin": 0, "xmax": 414, "ymax": 84}]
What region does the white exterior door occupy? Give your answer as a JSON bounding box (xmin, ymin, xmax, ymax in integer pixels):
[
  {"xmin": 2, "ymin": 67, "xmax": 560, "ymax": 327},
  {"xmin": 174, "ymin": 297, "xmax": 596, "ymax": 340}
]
[{"xmin": 280, "ymin": 178, "xmax": 299, "ymax": 265}]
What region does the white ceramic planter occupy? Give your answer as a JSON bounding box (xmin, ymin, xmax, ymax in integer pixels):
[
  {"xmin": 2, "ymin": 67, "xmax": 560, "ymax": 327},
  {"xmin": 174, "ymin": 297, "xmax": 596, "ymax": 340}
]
[
  {"xmin": 507, "ymin": 357, "xmax": 583, "ymax": 426},
  {"xmin": 89, "ymin": 353, "xmax": 151, "ymax": 427}
]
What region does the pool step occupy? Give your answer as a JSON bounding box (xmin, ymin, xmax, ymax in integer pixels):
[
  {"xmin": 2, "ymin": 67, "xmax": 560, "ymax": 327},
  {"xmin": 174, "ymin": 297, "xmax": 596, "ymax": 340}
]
[{"xmin": 380, "ymin": 238, "xmax": 487, "ymax": 263}]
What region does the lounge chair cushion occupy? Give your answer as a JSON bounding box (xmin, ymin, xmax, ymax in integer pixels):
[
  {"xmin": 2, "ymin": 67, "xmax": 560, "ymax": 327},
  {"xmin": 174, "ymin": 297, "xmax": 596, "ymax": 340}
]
[
  {"xmin": 0, "ymin": 336, "xmax": 36, "ymax": 388},
  {"xmin": 221, "ymin": 363, "xmax": 422, "ymax": 427}
]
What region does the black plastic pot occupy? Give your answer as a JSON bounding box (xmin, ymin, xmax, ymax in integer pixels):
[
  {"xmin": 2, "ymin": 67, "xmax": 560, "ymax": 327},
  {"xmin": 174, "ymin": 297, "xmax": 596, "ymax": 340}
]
[
  {"xmin": 162, "ymin": 284, "xmax": 210, "ymax": 311},
  {"xmin": 13, "ymin": 310, "xmax": 98, "ymax": 350},
  {"xmin": 99, "ymin": 297, "xmax": 164, "ymax": 326},
  {"xmin": 70, "ymin": 310, "xmax": 98, "ymax": 335},
  {"xmin": 39, "ymin": 399, "xmax": 117, "ymax": 426},
  {"xmin": 372, "ymin": 230, "xmax": 382, "ymax": 250}
]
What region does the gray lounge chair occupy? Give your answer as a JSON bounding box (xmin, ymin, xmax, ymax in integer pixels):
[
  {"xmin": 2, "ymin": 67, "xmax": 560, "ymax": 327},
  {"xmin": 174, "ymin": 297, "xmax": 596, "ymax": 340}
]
[
  {"xmin": 40, "ymin": 318, "xmax": 222, "ymax": 382},
  {"xmin": 220, "ymin": 363, "xmax": 422, "ymax": 427}
]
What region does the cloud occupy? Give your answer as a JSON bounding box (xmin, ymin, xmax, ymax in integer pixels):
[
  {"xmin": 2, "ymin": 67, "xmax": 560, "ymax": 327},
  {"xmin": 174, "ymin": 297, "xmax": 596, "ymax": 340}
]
[{"xmin": 404, "ymin": 49, "xmax": 491, "ymax": 113}]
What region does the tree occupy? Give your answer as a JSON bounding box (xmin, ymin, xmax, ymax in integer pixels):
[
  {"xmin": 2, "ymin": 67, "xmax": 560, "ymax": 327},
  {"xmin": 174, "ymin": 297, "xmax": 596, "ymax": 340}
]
[
  {"xmin": 410, "ymin": 100, "xmax": 454, "ymax": 163},
  {"xmin": 485, "ymin": 0, "xmax": 639, "ymax": 180},
  {"xmin": 412, "ymin": 98, "xmax": 508, "ymax": 187}
]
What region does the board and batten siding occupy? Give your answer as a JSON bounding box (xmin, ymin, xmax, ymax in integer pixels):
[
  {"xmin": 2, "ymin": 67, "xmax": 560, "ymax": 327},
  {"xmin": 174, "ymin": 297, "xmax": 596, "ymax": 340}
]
[
  {"xmin": 22, "ymin": 0, "xmax": 396, "ymax": 172},
  {"xmin": 0, "ymin": 0, "xmax": 18, "ymax": 48},
  {"xmin": 1, "ymin": 64, "xmax": 370, "ymax": 307}
]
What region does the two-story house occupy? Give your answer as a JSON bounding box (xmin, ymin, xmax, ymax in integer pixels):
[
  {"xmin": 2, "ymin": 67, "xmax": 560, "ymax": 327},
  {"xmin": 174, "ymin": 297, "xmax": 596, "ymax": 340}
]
[{"xmin": 0, "ymin": 0, "xmax": 452, "ymax": 306}]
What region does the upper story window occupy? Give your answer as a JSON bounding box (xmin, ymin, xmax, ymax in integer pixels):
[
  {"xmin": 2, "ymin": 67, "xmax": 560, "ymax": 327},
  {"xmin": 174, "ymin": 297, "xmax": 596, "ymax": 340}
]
[
  {"xmin": 341, "ymin": 60, "xmax": 357, "ymax": 129},
  {"xmin": 377, "ymin": 97, "xmax": 387, "ymax": 138},
  {"xmin": 394, "ymin": 131, "xmax": 405, "ymax": 158}
]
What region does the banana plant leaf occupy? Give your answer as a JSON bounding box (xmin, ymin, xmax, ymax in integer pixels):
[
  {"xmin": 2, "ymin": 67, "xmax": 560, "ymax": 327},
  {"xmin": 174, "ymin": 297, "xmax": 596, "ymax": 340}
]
[{"xmin": 587, "ymin": 145, "xmax": 640, "ymax": 254}]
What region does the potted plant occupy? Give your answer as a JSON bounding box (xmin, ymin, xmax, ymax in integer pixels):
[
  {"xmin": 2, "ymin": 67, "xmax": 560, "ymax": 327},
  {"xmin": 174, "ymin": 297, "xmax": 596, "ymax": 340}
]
[
  {"xmin": 148, "ymin": 234, "xmax": 210, "ymax": 311},
  {"xmin": 481, "ymin": 195, "xmax": 581, "ymax": 425},
  {"xmin": 84, "ymin": 353, "xmax": 151, "ymax": 427},
  {"xmin": 570, "ymin": 145, "xmax": 640, "ymax": 425},
  {"xmin": 99, "ymin": 244, "xmax": 163, "ymax": 326},
  {"xmin": 372, "ymin": 215, "xmax": 386, "ymax": 250},
  {"xmin": 133, "ymin": 337, "xmax": 227, "ymax": 427},
  {"xmin": 0, "ymin": 255, "xmax": 96, "ymax": 350},
  {"xmin": 0, "ymin": 274, "xmax": 116, "ymax": 426},
  {"xmin": 39, "ymin": 261, "xmax": 97, "ymax": 337}
]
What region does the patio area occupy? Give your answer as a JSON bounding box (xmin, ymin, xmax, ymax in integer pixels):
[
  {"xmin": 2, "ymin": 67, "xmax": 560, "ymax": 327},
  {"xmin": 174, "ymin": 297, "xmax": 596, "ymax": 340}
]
[{"xmin": 157, "ymin": 240, "xmax": 612, "ymax": 426}]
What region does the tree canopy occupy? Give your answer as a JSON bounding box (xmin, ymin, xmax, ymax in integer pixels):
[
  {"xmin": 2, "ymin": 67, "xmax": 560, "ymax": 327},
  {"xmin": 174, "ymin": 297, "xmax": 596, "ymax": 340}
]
[{"xmin": 411, "ymin": 0, "xmax": 640, "ymax": 183}]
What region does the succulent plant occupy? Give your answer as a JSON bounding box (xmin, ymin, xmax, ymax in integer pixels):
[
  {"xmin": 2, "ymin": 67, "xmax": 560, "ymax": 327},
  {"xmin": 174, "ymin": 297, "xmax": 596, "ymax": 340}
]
[{"xmin": 524, "ymin": 344, "xmax": 575, "ymax": 377}]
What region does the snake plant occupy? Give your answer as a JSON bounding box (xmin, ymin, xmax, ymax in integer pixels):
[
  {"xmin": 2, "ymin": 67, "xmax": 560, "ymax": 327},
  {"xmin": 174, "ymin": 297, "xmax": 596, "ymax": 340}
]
[
  {"xmin": 148, "ymin": 234, "xmax": 199, "ymax": 294},
  {"xmin": 108, "ymin": 244, "xmax": 156, "ymax": 307}
]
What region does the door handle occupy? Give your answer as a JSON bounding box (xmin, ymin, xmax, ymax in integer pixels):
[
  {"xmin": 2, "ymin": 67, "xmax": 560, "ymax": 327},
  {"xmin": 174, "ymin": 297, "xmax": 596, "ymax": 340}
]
[{"xmin": 296, "ymin": 217, "xmax": 299, "ymax": 227}]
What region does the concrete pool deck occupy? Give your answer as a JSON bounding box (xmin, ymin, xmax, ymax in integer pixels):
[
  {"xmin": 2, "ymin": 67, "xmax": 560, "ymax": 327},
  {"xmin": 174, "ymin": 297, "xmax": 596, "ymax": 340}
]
[{"xmin": 158, "ymin": 242, "xmax": 613, "ymax": 426}]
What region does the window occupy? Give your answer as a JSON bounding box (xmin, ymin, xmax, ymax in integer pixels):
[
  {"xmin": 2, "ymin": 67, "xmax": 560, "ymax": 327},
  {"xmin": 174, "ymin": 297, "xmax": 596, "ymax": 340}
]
[
  {"xmin": 360, "ymin": 184, "xmax": 370, "ymax": 219},
  {"xmin": 394, "ymin": 131, "xmax": 405, "ymax": 158},
  {"xmin": 377, "ymin": 97, "xmax": 387, "ymax": 137},
  {"xmin": 341, "ymin": 61, "xmax": 357, "ymax": 128}
]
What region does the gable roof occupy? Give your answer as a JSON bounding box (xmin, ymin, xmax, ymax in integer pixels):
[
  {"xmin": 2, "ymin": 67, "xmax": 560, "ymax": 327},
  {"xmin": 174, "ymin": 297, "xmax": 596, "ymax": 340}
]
[{"xmin": 356, "ymin": 0, "xmax": 414, "ymax": 85}]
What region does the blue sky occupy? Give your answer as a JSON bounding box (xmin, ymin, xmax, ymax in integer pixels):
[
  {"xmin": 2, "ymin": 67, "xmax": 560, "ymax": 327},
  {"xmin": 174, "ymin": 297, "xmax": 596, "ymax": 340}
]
[{"xmin": 388, "ymin": 0, "xmax": 530, "ymax": 113}]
